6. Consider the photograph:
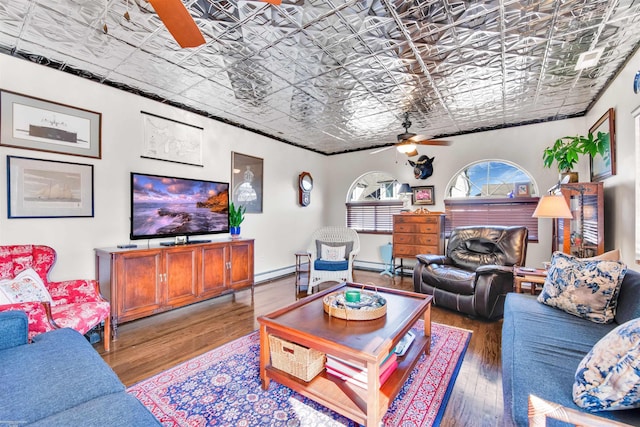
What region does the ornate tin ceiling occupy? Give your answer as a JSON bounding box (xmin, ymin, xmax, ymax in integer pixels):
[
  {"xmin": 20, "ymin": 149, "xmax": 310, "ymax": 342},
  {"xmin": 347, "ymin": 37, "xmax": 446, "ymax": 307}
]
[{"xmin": 1, "ymin": 0, "xmax": 639, "ymax": 155}]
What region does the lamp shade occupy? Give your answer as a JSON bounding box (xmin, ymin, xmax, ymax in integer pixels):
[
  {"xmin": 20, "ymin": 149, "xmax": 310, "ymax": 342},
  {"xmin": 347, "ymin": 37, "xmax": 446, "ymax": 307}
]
[
  {"xmin": 398, "ymin": 183, "xmax": 412, "ymax": 194},
  {"xmin": 532, "ymin": 195, "xmax": 573, "ymax": 218}
]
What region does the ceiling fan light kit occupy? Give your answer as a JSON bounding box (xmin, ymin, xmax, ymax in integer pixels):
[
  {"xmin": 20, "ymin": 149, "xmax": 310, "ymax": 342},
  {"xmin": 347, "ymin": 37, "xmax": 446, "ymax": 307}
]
[
  {"xmin": 396, "ymin": 142, "xmax": 418, "ymax": 155},
  {"xmin": 370, "ymin": 113, "xmax": 451, "ymax": 157}
]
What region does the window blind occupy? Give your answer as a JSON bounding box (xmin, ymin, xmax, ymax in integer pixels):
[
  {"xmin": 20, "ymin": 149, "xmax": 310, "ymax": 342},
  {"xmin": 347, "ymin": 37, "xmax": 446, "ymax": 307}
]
[
  {"xmin": 444, "ymin": 197, "xmax": 539, "ymax": 241},
  {"xmin": 346, "ymin": 201, "xmax": 403, "ymax": 234}
]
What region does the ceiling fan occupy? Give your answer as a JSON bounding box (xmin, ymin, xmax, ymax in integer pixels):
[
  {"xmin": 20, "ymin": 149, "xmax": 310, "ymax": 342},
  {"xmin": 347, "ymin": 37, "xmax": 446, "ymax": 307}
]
[
  {"xmin": 371, "ymin": 112, "xmax": 450, "ymax": 157},
  {"xmin": 147, "ymin": 0, "xmax": 281, "ymax": 48}
]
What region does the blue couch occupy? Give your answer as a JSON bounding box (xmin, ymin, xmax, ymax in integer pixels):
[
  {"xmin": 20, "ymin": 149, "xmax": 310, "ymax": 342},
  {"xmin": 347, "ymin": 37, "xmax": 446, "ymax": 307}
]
[
  {"xmin": 0, "ymin": 311, "xmax": 160, "ymax": 426},
  {"xmin": 502, "ymin": 268, "xmax": 640, "ymax": 426}
]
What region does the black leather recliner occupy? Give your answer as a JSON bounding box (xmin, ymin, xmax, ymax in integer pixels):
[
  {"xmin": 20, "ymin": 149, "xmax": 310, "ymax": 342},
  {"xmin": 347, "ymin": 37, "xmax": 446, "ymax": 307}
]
[{"xmin": 413, "ymin": 225, "xmax": 528, "ymax": 320}]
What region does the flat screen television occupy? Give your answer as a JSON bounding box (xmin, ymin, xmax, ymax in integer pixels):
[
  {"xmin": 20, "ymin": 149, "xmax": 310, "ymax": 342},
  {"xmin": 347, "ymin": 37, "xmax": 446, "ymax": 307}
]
[{"xmin": 130, "ymin": 172, "xmax": 229, "ymax": 242}]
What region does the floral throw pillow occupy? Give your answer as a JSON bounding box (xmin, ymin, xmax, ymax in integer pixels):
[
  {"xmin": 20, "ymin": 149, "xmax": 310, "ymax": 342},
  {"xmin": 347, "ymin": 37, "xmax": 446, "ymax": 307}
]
[
  {"xmin": 321, "ymin": 244, "xmax": 346, "ymax": 261},
  {"xmin": 537, "ymin": 252, "xmax": 626, "ymax": 323},
  {"xmin": 0, "ymin": 268, "xmax": 52, "ymax": 304},
  {"xmin": 316, "ymin": 240, "xmax": 353, "ymax": 260},
  {"xmin": 573, "ymin": 318, "xmax": 640, "ymax": 411}
]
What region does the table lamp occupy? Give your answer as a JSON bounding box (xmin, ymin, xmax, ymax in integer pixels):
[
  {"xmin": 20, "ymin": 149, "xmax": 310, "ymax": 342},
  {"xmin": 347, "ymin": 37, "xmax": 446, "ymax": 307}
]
[
  {"xmin": 398, "ymin": 183, "xmax": 412, "ymax": 210},
  {"xmin": 532, "ymin": 194, "xmax": 572, "ymax": 219},
  {"xmin": 533, "ymin": 192, "xmax": 573, "ymax": 258}
]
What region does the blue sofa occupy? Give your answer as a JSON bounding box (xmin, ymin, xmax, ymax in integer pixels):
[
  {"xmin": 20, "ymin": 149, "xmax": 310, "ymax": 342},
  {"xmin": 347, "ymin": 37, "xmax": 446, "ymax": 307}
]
[
  {"xmin": 0, "ymin": 311, "xmax": 160, "ymax": 426},
  {"xmin": 502, "ymin": 268, "xmax": 640, "ymax": 426}
]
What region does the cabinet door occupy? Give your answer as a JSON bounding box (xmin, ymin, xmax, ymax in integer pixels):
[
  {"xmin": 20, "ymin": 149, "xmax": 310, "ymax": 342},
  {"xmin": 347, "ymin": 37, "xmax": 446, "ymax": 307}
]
[
  {"xmin": 556, "ymin": 182, "xmax": 604, "ymax": 257},
  {"xmin": 228, "ymin": 240, "xmax": 254, "ymax": 290},
  {"xmin": 164, "ymin": 246, "xmax": 199, "ymax": 307},
  {"xmin": 115, "ymin": 251, "xmax": 163, "ymax": 323},
  {"xmin": 200, "ymin": 244, "xmax": 228, "ymax": 298}
]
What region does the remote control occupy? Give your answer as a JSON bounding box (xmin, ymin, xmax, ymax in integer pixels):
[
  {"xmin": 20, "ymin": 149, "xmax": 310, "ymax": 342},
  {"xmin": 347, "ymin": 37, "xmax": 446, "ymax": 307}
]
[{"xmin": 117, "ymin": 244, "xmax": 138, "ymax": 249}]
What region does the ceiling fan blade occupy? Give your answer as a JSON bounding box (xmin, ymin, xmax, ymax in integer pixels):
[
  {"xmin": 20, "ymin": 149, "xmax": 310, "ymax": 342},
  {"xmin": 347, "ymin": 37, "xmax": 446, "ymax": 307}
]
[
  {"xmin": 370, "ymin": 145, "xmax": 394, "ymax": 155},
  {"xmin": 148, "ymin": 0, "xmax": 205, "ymax": 48},
  {"xmin": 414, "ymin": 140, "xmax": 451, "ymax": 146},
  {"xmin": 408, "ymin": 134, "xmax": 451, "ymax": 146}
]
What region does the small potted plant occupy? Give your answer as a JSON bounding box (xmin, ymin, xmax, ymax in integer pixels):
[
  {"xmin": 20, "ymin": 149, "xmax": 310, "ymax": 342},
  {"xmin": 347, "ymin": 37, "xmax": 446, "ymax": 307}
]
[
  {"xmin": 542, "ymin": 132, "xmax": 608, "ymax": 182},
  {"xmin": 229, "ymin": 202, "xmax": 245, "ymax": 238}
]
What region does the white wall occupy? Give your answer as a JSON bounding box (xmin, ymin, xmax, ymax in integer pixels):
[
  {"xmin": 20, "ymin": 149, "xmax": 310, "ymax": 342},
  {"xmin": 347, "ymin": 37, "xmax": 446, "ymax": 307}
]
[
  {"xmin": 584, "ymin": 48, "xmax": 640, "ymax": 268},
  {"xmin": 0, "ymin": 54, "xmax": 326, "ymax": 282}
]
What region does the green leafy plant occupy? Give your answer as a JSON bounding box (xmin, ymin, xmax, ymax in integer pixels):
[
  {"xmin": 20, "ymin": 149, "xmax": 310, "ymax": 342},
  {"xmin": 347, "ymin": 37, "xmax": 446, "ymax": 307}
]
[
  {"xmin": 542, "ymin": 132, "xmax": 609, "ymax": 172},
  {"xmin": 229, "ymin": 202, "xmax": 246, "ymax": 227}
]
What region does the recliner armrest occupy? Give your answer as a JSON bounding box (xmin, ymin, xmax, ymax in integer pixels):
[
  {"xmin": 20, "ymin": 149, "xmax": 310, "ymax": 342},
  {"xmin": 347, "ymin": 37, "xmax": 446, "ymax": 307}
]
[
  {"xmin": 476, "ymin": 264, "xmax": 514, "ymax": 275},
  {"xmin": 416, "ymin": 254, "xmax": 450, "ymax": 265},
  {"xmin": 0, "ymin": 310, "xmax": 28, "ymax": 350}
]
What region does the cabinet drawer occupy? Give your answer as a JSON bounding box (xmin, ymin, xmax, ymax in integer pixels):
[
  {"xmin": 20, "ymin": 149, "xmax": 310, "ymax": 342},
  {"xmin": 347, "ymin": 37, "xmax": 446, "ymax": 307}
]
[
  {"xmin": 416, "ymin": 224, "xmax": 438, "ymax": 234},
  {"xmin": 393, "ymin": 245, "xmax": 439, "ymax": 257},
  {"xmin": 394, "ymin": 223, "xmax": 438, "ymax": 234},
  {"xmin": 394, "ymin": 215, "xmax": 439, "ymax": 224},
  {"xmin": 393, "ymin": 234, "xmax": 438, "ymax": 245}
]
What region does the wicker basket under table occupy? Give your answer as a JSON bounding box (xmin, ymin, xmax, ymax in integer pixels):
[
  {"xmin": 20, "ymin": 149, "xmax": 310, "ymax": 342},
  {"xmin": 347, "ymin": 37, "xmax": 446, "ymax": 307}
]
[{"xmin": 268, "ymin": 335, "xmax": 326, "ymax": 382}]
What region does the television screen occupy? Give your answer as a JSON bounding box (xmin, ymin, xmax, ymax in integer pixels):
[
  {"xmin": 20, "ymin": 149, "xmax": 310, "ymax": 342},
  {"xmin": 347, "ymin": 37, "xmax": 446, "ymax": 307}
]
[{"xmin": 130, "ymin": 172, "xmax": 229, "ymax": 240}]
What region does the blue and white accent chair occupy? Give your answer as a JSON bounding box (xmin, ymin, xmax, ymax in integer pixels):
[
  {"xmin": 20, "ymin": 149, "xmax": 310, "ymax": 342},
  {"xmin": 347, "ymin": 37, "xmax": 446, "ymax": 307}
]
[{"xmin": 307, "ymin": 226, "xmax": 360, "ymax": 295}]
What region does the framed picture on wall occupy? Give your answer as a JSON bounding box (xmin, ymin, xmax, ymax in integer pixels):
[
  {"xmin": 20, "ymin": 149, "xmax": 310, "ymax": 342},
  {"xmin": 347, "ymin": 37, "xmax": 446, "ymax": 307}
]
[
  {"xmin": 231, "ymin": 152, "xmax": 263, "ymax": 213},
  {"xmin": 0, "ymin": 90, "xmax": 101, "ymax": 159},
  {"xmin": 412, "ymin": 185, "xmax": 435, "ymax": 205},
  {"xmin": 514, "ymin": 182, "xmax": 530, "ymax": 197},
  {"xmin": 7, "ymin": 156, "xmax": 94, "ymax": 218},
  {"xmin": 589, "ymin": 108, "xmax": 616, "ymax": 182},
  {"xmin": 140, "ymin": 111, "xmax": 203, "ymax": 166}
]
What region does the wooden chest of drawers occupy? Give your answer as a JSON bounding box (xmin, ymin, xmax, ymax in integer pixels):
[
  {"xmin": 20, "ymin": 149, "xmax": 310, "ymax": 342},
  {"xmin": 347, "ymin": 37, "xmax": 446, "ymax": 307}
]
[{"xmin": 392, "ymin": 213, "xmax": 445, "ymax": 260}]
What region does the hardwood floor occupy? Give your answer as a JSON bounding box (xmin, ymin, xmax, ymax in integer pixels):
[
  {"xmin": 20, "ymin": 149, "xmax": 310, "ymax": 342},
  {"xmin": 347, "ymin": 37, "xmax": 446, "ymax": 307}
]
[{"xmin": 97, "ymin": 270, "xmax": 504, "ymax": 426}]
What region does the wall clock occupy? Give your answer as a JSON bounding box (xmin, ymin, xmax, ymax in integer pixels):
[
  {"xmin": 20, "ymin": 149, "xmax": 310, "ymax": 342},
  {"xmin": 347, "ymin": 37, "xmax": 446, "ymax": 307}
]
[{"xmin": 298, "ymin": 172, "xmax": 313, "ymax": 207}]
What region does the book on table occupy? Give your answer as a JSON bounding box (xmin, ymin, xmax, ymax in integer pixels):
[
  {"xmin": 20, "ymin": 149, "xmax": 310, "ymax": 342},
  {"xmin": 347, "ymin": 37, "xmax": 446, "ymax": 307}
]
[{"xmin": 325, "ymin": 352, "xmax": 398, "ymax": 389}]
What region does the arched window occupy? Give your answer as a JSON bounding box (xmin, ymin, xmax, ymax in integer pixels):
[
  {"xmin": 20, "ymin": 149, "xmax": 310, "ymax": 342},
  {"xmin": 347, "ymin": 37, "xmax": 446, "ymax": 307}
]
[
  {"xmin": 345, "ymin": 171, "xmax": 404, "ymax": 234},
  {"xmin": 444, "ymin": 160, "xmax": 540, "ymax": 241}
]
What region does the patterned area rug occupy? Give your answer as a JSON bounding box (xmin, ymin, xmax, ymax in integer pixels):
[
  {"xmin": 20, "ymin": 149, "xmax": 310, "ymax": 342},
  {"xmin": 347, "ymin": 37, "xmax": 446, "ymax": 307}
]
[{"xmin": 128, "ymin": 321, "xmax": 471, "ymax": 427}]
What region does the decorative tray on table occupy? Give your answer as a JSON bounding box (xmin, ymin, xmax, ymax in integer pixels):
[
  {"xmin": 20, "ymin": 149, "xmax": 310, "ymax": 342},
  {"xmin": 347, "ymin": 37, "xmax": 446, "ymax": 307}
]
[{"xmin": 322, "ymin": 288, "xmax": 387, "ymax": 320}]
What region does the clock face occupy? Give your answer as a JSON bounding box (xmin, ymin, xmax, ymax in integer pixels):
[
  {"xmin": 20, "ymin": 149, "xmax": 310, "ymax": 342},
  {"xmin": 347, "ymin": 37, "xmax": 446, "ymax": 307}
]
[
  {"xmin": 301, "ymin": 174, "xmax": 313, "ymax": 191},
  {"xmin": 299, "ymin": 172, "xmax": 313, "ymax": 206}
]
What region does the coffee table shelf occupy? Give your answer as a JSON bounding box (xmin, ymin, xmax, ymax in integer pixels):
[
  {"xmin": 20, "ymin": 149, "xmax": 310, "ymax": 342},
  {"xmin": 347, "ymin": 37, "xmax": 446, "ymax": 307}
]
[
  {"xmin": 258, "ymin": 282, "xmax": 432, "ymax": 427},
  {"xmin": 264, "ymin": 331, "xmax": 429, "ymax": 424}
]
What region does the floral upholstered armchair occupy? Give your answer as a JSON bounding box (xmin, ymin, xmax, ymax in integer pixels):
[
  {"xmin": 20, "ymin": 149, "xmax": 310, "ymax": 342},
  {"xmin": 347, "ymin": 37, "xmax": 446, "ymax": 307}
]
[{"xmin": 0, "ymin": 245, "xmax": 111, "ymax": 351}]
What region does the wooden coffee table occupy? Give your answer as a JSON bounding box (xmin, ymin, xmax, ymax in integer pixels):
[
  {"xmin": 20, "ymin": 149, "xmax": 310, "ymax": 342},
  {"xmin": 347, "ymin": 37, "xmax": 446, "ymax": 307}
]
[{"xmin": 257, "ymin": 282, "xmax": 432, "ymax": 427}]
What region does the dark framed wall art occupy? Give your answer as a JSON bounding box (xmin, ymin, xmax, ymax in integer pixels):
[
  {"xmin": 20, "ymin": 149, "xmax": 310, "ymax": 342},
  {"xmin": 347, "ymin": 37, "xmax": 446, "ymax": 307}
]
[
  {"xmin": 231, "ymin": 152, "xmax": 263, "ymax": 213},
  {"xmin": 412, "ymin": 185, "xmax": 435, "ymax": 205},
  {"xmin": 7, "ymin": 156, "xmax": 94, "ymax": 218},
  {"xmin": 0, "ymin": 90, "xmax": 101, "ymax": 159},
  {"xmin": 514, "ymin": 182, "xmax": 530, "ymax": 197},
  {"xmin": 589, "ymin": 108, "xmax": 616, "ymax": 182}
]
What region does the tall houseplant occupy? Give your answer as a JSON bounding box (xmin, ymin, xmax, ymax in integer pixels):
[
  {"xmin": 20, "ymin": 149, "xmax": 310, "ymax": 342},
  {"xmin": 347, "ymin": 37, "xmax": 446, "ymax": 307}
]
[
  {"xmin": 542, "ymin": 132, "xmax": 608, "ymax": 182},
  {"xmin": 229, "ymin": 202, "xmax": 246, "ymax": 238}
]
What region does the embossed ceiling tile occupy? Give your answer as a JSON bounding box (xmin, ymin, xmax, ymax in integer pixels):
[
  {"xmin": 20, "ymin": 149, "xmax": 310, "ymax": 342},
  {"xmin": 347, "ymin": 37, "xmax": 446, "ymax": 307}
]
[
  {"xmin": 2, "ymin": 0, "xmax": 640, "ymax": 154},
  {"xmin": 181, "ymin": 78, "xmax": 235, "ymax": 105},
  {"xmin": 114, "ymin": 52, "xmax": 203, "ymax": 95},
  {"xmin": 0, "ymin": 2, "xmax": 30, "ymax": 41},
  {"xmin": 239, "ymin": 0, "xmax": 281, "ymax": 25},
  {"xmin": 200, "ymin": 0, "xmax": 239, "ymax": 21}
]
